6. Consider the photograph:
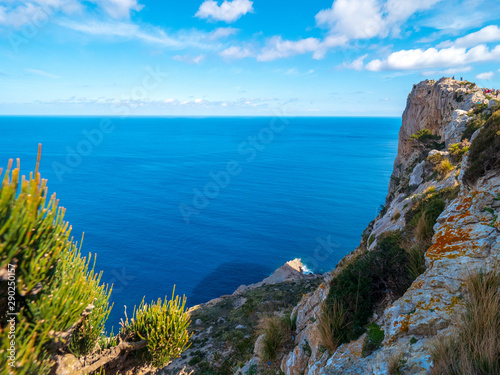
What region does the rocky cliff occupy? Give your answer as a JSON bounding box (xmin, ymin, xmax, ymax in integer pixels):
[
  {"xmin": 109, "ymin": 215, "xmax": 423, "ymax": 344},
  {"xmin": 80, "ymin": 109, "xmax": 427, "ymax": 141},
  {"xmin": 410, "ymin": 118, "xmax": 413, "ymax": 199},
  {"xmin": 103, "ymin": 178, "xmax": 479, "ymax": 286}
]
[{"xmin": 273, "ymin": 78, "xmax": 500, "ymax": 375}]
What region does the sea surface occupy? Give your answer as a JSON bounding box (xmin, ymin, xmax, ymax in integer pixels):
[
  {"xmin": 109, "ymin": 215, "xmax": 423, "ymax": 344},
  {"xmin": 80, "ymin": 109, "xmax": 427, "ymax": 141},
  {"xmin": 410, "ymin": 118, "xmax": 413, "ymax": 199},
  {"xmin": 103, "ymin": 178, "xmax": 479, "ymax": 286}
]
[{"xmin": 0, "ymin": 116, "xmax": 400, "ymax": 329}]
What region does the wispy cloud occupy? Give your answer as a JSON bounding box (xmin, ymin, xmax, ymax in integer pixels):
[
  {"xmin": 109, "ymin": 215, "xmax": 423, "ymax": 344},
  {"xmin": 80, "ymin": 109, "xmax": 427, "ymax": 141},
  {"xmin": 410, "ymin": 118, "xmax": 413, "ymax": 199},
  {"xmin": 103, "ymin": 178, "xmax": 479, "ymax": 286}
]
[
  {"xmin": 195, "ymin": 0, "xmax": 253, "ymax": 23},
  {"xmin": 172, "ymin": 54, "xmax": 206, "ymax": 64},
  {"xmin": 59, "ymin": 20, "xmax": 237, "ymax": 49},
  {"xmin": 342, "ymin": 54, "xmax": 367, "ymax": 70},
  {"xmin": 219, "ymin": 45, "xmax": 253, "ymax": 59},
  {"xmin": 257, "ymin": 35, "xmax": 347, "ymax": 61},
  {"xmin": 96, "ymin": 0, "xmax": 144, "ymax": 19},
  {"xmin": 476, "ymin": 71, "xmax": 494, "ymax": 80},
  {"xmin": 26, "ymin": 68, "xmax": 60, "ymax": 79},
  {"xmin": 422, "ymin": 66, "xmax": 472, "ymax": 76}
]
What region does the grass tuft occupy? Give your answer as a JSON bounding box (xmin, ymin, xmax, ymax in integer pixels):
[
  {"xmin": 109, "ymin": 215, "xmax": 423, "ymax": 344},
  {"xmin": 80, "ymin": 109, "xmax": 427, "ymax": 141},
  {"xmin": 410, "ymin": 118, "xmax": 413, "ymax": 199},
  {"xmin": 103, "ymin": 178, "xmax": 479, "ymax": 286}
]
[{"xmin": 430, "ymin": 270, "xmax": 500, "ymax": 375}]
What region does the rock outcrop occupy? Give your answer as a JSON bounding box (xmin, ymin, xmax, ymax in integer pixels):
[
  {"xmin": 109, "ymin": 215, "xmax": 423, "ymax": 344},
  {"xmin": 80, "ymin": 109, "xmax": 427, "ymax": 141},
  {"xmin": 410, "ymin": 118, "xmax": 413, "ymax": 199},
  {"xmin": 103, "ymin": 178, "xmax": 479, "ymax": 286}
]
[{"xmin": 275, "ymin": 78, "xmax": 500, "ymax": 375}]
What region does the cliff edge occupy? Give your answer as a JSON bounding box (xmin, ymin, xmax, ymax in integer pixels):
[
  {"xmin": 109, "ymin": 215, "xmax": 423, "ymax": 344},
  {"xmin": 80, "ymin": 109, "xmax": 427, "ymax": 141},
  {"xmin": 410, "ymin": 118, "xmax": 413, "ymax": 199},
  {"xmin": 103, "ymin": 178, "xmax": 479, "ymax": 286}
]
[{"xmin": 264, "ymin": 78, "xmax": 499, "ymax": 375}]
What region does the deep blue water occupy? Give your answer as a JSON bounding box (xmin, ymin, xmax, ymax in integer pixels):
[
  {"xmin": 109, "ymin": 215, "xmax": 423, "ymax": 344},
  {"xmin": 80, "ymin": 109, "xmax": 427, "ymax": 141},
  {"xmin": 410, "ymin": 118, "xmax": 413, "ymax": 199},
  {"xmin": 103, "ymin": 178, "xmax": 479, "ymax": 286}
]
[{"xmin": 0, "ymin": 116, "xmax": 400, "ymax": 329}]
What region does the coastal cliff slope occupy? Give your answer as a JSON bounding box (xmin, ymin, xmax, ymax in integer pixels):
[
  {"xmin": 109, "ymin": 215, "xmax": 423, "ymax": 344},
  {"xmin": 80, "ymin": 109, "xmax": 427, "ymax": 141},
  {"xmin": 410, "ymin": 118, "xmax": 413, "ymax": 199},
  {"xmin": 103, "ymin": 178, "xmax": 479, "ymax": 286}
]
[
  {"xmin": 160, "ymin": 77, "xmax": 499, "ymax": 375},
  {"xmin": 275, "ymin": 77, "xmax": 500, "ymax": 375}
]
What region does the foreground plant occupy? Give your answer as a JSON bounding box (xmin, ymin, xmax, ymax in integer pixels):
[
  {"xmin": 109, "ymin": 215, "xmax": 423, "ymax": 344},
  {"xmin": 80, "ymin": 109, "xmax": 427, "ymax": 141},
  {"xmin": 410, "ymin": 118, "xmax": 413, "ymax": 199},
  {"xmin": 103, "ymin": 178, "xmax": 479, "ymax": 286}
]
[{"xmin": 0, "ymin": 146, "xmax": 191, "ymax": 374}]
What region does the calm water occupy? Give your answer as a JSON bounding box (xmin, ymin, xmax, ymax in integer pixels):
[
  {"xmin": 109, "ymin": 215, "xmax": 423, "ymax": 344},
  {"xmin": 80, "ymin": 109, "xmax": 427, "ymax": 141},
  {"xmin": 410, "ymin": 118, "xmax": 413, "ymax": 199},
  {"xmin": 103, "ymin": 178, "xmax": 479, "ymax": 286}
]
[{"xmin": 0, "ymin": 116, "xmax": 400, "ymax": 328}]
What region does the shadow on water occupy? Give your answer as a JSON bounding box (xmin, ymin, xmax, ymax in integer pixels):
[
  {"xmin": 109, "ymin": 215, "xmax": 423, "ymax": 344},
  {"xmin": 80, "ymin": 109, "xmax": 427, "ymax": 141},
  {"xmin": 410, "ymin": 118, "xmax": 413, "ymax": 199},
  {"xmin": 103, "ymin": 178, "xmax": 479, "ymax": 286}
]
[{"xmin": 188, "ymin": 261, "xmax": 274, "ymax": 307}]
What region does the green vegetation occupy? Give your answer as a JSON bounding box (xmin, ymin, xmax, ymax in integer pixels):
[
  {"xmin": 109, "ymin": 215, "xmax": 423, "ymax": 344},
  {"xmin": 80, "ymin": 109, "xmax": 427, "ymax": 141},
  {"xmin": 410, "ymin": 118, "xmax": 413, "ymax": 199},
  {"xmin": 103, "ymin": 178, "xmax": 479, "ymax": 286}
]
[
  {"xmin": 410, "ymin": 129, "xmax": 440, "ymax": 142},
  {"xmin": 322, "ymin": 185, "xmax": 460, "ymax": 352},
  {"xmin": 187, "ymin": 278, "xmax": 321, "ymax": 374},
  {"xmin": 362, "ymin": 323, "xmax": 385, "ymax": 357},
  {"xmin": 323, "ymin": 232, "xmax": 412, "ymax": 346},
  {"xmin": 409, "ymin": 129, "xmax": 443, "ymax": 151},
  {"xmin": 463, "ymin": 110, "xmax": 500, "ymax": 185},
  {"xmin": 124, "ymin": 290, "xmax": 192, "ymax": 367},
  {"xmin": 448, "ymin": 140, "xmax": 470, "ymax": 162},
  {"xmin": 431, "ymin": 270, "xmax": 500, "ymax": 375},
  {"xmin": 0, "ymin": 147, "xmax": 191, "ymax": 374}
]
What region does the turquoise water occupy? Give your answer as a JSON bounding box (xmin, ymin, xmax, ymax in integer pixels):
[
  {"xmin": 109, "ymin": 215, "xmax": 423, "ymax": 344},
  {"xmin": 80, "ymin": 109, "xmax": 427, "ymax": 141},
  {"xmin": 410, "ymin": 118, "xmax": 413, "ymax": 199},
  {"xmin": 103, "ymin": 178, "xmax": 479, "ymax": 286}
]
[{"xmin": 0, "ymin": 116, "xmax": 400, "ymax": 327}]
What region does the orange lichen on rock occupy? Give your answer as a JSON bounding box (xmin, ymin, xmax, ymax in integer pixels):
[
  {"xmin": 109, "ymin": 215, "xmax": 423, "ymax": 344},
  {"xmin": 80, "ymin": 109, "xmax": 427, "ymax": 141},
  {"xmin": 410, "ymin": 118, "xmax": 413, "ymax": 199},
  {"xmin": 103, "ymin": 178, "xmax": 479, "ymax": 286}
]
[
  {"xmin": 454, "ymin": 196, "xmax": 472, "ymax": 212},
  {"xmin": 427, "ymin": 223, "xmax": 474, "ymax": 261}
]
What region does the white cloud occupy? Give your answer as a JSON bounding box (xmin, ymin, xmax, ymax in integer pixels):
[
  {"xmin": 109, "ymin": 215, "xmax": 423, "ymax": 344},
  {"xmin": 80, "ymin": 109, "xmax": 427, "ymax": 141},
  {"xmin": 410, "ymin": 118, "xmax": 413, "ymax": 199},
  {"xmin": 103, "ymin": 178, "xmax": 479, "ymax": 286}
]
[
  {"xmin": 26, "ymin": 68, "xmax": 60, "ymax": 79},
  {"xmin": 172, "ymin": 54, "xmax": 205, "ymax": 64},
  {"xmin": 208, "ymin": 27, "xmax": 238, "ymax": 40},
  {"xmin": 476, "ymin": 71, "xmax": 494, "ymax": 80},
  {"xmin": 422, "ymin": 66, "xmax": 472, "ymax": 76},
  {"xmin": 195, "ymin": 0, "xmax": 253, "ymax": 23},
  {"xmin": 366, "ymin": 44, "xmax": 500, "ymax": 71},
  {"xmin": 315, "ymin": 0, "xmax": 442, "ymax": 40},
  {"xmin": 0, "ymin": 1, "xmax": 81, "ymax": 28},
  {"xmin": 438, "ymin": 25, "xmax": 500, "ymax": 48},
  {"xmin": 0, "ymin": 0, "xmax": 140, "ymax": 29},
  {"xmin": 219, "ymin": 45, "xmax": 253, "ymax": 59},
  {"xmin": 342, "ymin": 54, "xmax": 367, "ymax": 70},
  {"xmin": 60, "ymin": 20, "xmax": 182, "ymax": 47},
  {"xmin": 59, "ymin": 20, "xmax": 234, "ymax": 50},
  {"xmin": 96, "ymin": 0, "xmax": 144, "ymax": 19},
  {"xmin": 257, "ymin": 35, "xmax": 347, "ymax": 62}
]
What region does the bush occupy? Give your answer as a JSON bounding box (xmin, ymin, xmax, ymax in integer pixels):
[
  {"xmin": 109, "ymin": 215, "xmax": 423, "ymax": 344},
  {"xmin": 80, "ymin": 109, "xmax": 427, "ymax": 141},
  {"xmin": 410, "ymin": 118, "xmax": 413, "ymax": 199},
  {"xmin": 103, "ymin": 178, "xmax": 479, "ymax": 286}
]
[
  {"xmin": 434, "ymin": 159, "xmax": 454, "ymax": 175},
  {"xmin": 448, "ymin": 140, "xmax": 470, "ymax": 162},
  {"xmin": 431, "ymin": 270, "xmax": 500, "ymax": 374},
  {"xmin": 463, "ymin": 110, "xmax": 500, "ymax": 185},
  {"xmin": 410, "ymin": 129, "xmax": 440, "ymax": 142},
  {"xmin": 324, "ymin": 232, "xmax": 412, "ymax": 344},
  {"xmin": 410, "ymin": 129, "xmax": 443, "ymax": 151},
  {"xmin": 0, "ymin": 147, "xmax": 191, "ymax": 374},
  {"xmin": 0, "ymin": 146, "xmax": 112, "ymax": 373},
  {"xmin": 128, "ymin": 289, "xmax": 192, "ymax": 367}
]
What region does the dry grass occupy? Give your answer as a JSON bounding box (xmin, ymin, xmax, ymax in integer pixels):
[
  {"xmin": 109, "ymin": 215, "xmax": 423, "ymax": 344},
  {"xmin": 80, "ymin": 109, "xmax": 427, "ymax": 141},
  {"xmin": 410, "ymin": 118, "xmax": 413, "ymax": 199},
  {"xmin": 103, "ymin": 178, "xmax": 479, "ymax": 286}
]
[
  {"xmin": 414, "ymin": 211, "xmax": 434, "ymax": 247},
  {"xmin": 435, "ymin": 159, "xmax": 454, "ymax": 175},
  {"xmin": 387, "ymin": 351, "xmax": 406, "ymax": 375},
  {"xmin": 257, "ymin": 315, "xmax": 287, "ymax": 362},
  {"xmin": 431, "ymin": 270, "xmax": 500, "ymax": 375},
  {"xmin": 392, "ymin": 208, "xmax": 401, "ymax": 222},
  {"xmin": 318, "ymin": 300, "xmax": 347, "ymax": 353}
]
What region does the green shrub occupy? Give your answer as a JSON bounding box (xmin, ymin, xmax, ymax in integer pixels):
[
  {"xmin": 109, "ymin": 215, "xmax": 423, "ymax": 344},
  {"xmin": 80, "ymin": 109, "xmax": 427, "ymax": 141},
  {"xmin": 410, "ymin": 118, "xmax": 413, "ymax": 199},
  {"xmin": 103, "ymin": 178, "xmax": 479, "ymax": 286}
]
[
  {"xmin": 406, "ymin": 186, "xmax": 459, "ymax": 238},
  {"xmin": 324, "ymin": 232, "xmax": 412, "ymax": 344},
  {"xmin": 448, "ymin": 141, "xmax": 470, "ymax": 162},
  {"xmin": 129, "ymin": 289, "xmax": 192, "ymax": 367},
  {"xmin": 0, "ymin": 146, "xmax": 112, "ymax": 373},
  {"xmin": 410, "ymin": 129, "xmax": 440, "ymax": 142},
  {"xmin": 0, "ymin": 147, "xmax": 191, "ymax": 374},
  {"xmin": 362, "ymin": 323, "xmax": 385, "ymax": 357},
  {"xmin": 463, "ymin": 110, "xmax": 500, "ymax": 185}
]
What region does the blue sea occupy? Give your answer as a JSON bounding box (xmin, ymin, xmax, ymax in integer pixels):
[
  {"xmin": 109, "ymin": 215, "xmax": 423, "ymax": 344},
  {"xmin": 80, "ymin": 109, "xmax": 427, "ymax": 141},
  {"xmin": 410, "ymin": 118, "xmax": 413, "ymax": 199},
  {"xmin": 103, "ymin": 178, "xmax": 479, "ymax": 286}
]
[{"xmin": 0, "ymin": 116, "xmax": 400, "ymax": 328}]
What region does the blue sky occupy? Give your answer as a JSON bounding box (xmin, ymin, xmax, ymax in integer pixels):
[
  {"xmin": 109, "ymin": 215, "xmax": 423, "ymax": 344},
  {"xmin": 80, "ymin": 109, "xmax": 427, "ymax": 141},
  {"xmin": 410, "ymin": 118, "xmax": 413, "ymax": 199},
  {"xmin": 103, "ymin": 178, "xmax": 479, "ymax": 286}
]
[{"xmin": 1, "ymin": 0, "xmax": 500, "ymax": 116}]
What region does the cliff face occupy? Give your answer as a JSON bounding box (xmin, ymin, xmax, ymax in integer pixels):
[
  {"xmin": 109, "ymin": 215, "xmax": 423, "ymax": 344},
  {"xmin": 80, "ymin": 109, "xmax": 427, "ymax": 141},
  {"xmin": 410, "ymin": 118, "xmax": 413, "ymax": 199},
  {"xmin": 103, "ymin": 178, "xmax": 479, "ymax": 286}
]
[{"xmin": 274, "ymin": 78, "xmax": 500, "ymax": 375}]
